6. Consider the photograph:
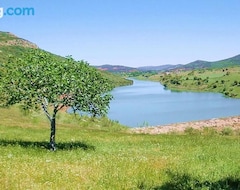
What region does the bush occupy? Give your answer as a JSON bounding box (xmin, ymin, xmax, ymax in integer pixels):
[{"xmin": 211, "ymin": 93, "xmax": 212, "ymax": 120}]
[
  {"xmin": 212, "ymin": 84, "xmax": 217, "ymax": 89},
  {"xmin": 221, "ymin": 127, "xmax": 234, "ymax": 136},
  {"xmin": 184, "ymin": 127, "xmax": 200, "ymax": 135}
]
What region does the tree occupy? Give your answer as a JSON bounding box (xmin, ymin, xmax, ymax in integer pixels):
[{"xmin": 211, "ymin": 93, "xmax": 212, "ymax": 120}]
[{"xmin": 0, "ymin": 49, "xmax": 113, "ymax": 151}]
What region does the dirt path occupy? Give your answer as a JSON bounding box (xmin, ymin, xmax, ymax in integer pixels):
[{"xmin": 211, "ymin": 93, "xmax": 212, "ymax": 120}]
[{"xmin": 131, "ymin": 116, "xmax": 240, "ymax": 134}]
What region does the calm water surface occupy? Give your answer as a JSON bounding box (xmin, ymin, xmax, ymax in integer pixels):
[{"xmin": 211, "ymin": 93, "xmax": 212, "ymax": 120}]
[{"xmin": 108, "ymin": 79, "xmax": 240, "ymax": 127}]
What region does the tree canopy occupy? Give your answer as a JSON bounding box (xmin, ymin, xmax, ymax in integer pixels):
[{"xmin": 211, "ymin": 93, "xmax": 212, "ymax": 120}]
[{"xmin": 0, "ymin": 49, "xmax": 113, "ymax": 150}]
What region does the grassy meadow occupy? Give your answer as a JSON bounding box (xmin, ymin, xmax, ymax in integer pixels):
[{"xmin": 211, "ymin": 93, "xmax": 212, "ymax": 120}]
[
  {"xmin": 143, "ymin": 66, "xmax": 240, "ymax": 98},
  {"xmin": 0, "ymin": 107, "xmax": 240, "ymax": 189}
]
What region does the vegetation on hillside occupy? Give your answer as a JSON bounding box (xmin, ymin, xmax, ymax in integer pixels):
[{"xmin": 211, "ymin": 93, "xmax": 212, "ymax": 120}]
[
  {"xmin": 178, "ymin": 54, "xmax": 240, "ymax": 70},
  {"xmin": 99, "ymin": 70, "xmax": 133, "ymax": 87},
  {"xmin": 0, "ymin": 31, "xmax": 132, "ymax": 88},
  {"xmin": 138, "ymin": 67, "xmax": 240, "ymax": 98},
  {"xmin": 95, "ymin": 64, "xmax": 137, "ymax": 73},
  {"xmin": 0, "ymin": 107, "xmax": 239, "ymax": 189},
  {"xmin": 0, "ymin": 32, "xmax": 37, "ymax": 63},
  {"xmin": 125, "ymin": 70, "xmax": 158, "ymax": 78}
]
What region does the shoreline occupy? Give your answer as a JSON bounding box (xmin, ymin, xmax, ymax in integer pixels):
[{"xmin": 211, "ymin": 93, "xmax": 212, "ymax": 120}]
[{"xmin": 131, "ymin": 115, "xmax": 240, "ymax": 134}]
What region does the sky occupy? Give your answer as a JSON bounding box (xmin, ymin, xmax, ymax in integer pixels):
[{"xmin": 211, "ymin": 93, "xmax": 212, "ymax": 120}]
[{"xmin": 1, "ymin": 0, "xmax": 240, "ymax": 67}]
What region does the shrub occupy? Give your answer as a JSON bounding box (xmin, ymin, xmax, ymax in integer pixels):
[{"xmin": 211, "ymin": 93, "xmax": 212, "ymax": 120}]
[
  {"xmin": 212, "ymin": 84, "xmax": 217, "ymax": 89},
  {"xmin": 221, "ymin": 127, "xmax": 234, "ymax": 136},
  {"xmin": 184, "ymin": 127, "xmax": 200, "ymax": 135}
]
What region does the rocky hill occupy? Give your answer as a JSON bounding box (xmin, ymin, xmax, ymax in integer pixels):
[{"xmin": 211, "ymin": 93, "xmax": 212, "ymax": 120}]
[
  {"xmin": 0, "ymin": 32, "xmax": 38, "ymax": 49},
  {"xmin": 0, "ymin": 31, "xmax": 39, "ymax": 63}
]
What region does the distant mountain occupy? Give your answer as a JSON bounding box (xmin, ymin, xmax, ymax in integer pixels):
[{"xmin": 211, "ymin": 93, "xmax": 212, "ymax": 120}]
[
  {"xmin": 182, "ymin": 55, "xmax": 240, "ymax": 70},
  {"xmin": 94, "ymin": 64, "xmax": 138, "ymax": 73},
  {"xmin": 95, "ymin": 54, "xmax": 240, "ymax": 73},
  {"xmin": 138, "ymin": 64, "xmax": 183, "ymax": 71},
  {"xmin": 183, "ymin": 60, "xmax": 211, "ymax": 69},
  {"xmin": 209, "ymin": 54, "xmax": 240, "ymax": 68}
]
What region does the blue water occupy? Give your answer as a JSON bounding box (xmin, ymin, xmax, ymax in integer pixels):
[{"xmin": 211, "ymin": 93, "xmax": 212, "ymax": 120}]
[{"xmin": 108, "ymin": 79, "xmax": 240, "ymax": 127}]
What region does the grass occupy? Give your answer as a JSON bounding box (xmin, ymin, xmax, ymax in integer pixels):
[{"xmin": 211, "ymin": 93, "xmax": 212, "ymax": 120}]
[
  {"xmin": 0, "ymin": 107, "xmax": 240, "ymax": 189},
  {"xmin": 144, "ymin": 67, "xmax": 240, "ymax": 98}
]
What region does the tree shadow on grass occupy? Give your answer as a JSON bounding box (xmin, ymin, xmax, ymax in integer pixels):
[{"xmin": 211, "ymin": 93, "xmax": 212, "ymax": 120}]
[
  {"xmin": 152, "ymin": 172, "xmax": 240, "ymax": 190},
  {"xmin": 0, "ymin": 139, "xmax": 95, "ymax": 151}
]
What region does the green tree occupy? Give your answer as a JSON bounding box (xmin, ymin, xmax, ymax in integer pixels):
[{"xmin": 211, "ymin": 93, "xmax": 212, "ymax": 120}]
[{"xmin": 0, "ymin": 49, "xmax": 113, "ymax": 151}]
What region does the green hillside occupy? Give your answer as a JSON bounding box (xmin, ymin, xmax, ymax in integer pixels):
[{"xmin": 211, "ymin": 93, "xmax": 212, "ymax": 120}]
[
  {"xmin": 146, "ymin": 67, "xmax": 240, "ymax": 98},
  {"xmin": 210, "ymin": 54, "xmax": 240, "ymax": 68},
  {"xmin": 0, "ymin": 32, "xmax": 38, "ymax": 63},
  {"xmin": 95, "ymin": 64, "xmax": 137, "ymax": 73},
  {"xmin": 177, "ymin": 54, "xmax": 240, "ymax": 70},
  {"xmin": 0, "ymin": 31, "xmax": 131, "ymax": 87}
]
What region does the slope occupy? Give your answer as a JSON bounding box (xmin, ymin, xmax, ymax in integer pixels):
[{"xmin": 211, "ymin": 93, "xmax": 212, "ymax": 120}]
[{"xmin": 0, "ymin": 31, "xmax": 131, "ymax": 87}]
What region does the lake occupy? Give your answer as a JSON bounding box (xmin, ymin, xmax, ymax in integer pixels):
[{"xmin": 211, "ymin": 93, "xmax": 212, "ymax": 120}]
[{"xmin": 108, "ymin": 79, "xmax": 240, "ymax": 127}]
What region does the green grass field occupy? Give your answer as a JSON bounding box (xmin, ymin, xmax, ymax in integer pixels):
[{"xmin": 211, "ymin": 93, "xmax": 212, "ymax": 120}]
[
  {"xmin": 0, "ymin": 107, "xmax": 240, "ymax": 189},
  {"xmin": 146, "ymin": 67, "xmax": 240, "ymax": 99}
]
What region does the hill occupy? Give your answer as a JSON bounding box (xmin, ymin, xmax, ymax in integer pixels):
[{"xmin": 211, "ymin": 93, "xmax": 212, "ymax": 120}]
[
  {"xmin": 0, "ymin": 31, "xmax": 131, "ymax": 87},
  {"xmin": 95, "ymin": 64, "xmax": 137, "ymax": 73},
  {"xmin": 95, "ymin": 54, "xmax": 240, "ymax": 73},
  {"xmin": 0, "ymin": 31, "xmax": 38, "ymax": 63},
  {"xmin": 138, "ymin": 64, "xmax": 183, "ymax": 71},
  {"xmin": 183, "ymin": 60, "xmax": 211, "ymax": 69},
  {"xmin": 209, "ymin": 54, "xmax": 240, "ymax": 68},
  {"xmin": 183, "ymin": 54, "xmax": 240, "ymax": 70},
  {"xmin": 154, "ymin": 66, "xmax": 240, "ymax": 98}
]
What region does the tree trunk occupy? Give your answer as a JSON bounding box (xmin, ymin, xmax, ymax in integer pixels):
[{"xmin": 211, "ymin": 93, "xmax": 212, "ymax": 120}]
[
  {"xmin": 50, "ymin": 117, "xmax": 56, "ymax": 151},
  {"xmin": 41, "ymin": 99, "xmax": 59, "ymax": 151}
]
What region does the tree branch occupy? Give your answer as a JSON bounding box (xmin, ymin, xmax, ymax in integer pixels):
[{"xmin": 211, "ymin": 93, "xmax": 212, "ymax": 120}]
[
  {"xmin": 41, "ymin": 98, "xmax": 52, "ymax": 121},
  {"xmin": 57, "ymin": 104, "xmax": 65, "ymax": 111}
]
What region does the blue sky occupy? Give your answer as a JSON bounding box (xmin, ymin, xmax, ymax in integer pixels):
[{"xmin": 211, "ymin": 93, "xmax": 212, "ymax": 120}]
[{"xmin": 1, "ymin": 0, "xmax": 240, "ymax": 67}]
